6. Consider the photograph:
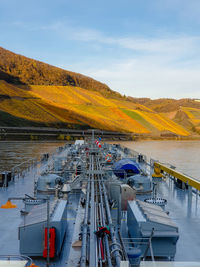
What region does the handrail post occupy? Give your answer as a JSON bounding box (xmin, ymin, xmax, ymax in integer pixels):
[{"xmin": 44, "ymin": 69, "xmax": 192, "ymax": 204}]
[{"xmin": 46, "ymin": 197, "xmax": 50, "ymax": 267}]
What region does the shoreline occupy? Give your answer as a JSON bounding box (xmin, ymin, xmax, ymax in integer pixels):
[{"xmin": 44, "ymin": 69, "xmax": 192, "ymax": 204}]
[
  {"xmin": 133, "ymin": 136, "xmax": 200, "ymax": 141},
  {"xmin": 0, "ymin": 126, "xmax": 200, "ymax": 141},
  {"xmin": 1, "ymin": 135, "xmax": 200, "ymax": 142}
]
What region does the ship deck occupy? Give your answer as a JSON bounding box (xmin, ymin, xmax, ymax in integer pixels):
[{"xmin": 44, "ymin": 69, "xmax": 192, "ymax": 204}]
[
  {"xmin": 0, "ymin": 148, "xmax": 74, "ymax": 267},
  {"xmin": 0, "ymin": 145, "xmax": 200, "ymax": 266},
  {"xmin": 121, "ymin": 177, "xmax": 200, "ymax": 262},
  {"xmin": 156, "ymin": 178, "xmax": 200, "ymax": 261}
]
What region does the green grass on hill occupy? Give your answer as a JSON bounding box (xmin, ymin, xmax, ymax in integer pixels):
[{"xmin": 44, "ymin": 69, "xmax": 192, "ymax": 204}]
[{"xmin": 120, "ymin": 108, "xmax": 158, "ymax": 132}]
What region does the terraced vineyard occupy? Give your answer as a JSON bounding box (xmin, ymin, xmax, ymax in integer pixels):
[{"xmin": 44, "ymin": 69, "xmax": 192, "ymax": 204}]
[
  {"xmin": 0, "ymin": 80, "xmax": 190, "ymax": 136},
  {"xmin": 0, "ymin": 46, "xmax": 200, "ymax": 137}
]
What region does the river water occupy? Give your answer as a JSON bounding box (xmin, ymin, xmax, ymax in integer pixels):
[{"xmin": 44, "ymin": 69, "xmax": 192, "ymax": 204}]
[
  {"xmin": 118, "ymin": 140, "xmax": 200, "ymax": 180},
  {"xmin": 0, "ymin": 140, "xmax": 200, "ymax": 181},
  {"xmin": 0, "ymin": 141, "xmax": 66, "ymax": 172}
]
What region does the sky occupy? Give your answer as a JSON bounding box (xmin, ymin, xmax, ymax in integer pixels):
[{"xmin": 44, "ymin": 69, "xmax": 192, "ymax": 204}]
[{"xmin": 0, "ymin": 0, "xmax": 200, "ymax": 99}]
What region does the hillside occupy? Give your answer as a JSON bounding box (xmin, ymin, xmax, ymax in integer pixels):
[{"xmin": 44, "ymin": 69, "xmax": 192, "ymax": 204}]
[
  {"xmin": 0, "ymin": 46, "xmax": 198, "ymax": 137},
  {"xmin": 0, "ymin": 47, "xmax": 122, "ymax": 98},
  {"xmin": 129, "ymin": 97, "xmax": 200, "ymax": 113},
  {"xmin": 129, "ymin": 97, "xmax": 200, "ymax": 135}
]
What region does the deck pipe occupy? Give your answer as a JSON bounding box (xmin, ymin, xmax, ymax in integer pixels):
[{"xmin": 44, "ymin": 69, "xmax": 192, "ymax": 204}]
[
  {"xmin": 95, "ymin": 175, "xmax": 104, "ymax": 267},
  {"xmin": 89, "ymin": 155, "xmax": 98, "ymax": 267},
  {"xmin": 97, "ymin": 203, "xmax": 103, "ymax": 267},
  {"xmin": 80, "ymin": 157, "xmax": 91, "ymax": 267},
  {"xmin": 101, "ymin": 180, "xmax": 122, "ymax": 267},
  {"xmin": 96, "ymin": 157, "xmax": 121, "ymax": 266},
  {"xmin": 46, "ymin": 197, "xmax": 50, "ymax": 267},
  {"xmin": 97, "ymin": 169, "xmax": 113, "ymax": 266},
  {"xmin": 81, "ymin": 152, "xmax": 120, "ymax": 267},
  {"xmin": 97, "ymin": 158, "xmax": 122, "ymax": 267}
]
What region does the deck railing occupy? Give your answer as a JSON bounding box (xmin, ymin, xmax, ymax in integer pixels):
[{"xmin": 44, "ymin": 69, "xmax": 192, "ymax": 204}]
[{"xmin": 153, "ymin": 162, "xmax": 200, "ymax": 191}]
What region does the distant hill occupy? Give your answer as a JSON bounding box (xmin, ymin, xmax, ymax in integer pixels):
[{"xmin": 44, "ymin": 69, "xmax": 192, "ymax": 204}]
[
  {"xmin": 0, "ymin": 46, "xmax": 199, "ymax": 138},
  {"xmin": 128, "ymin": 97, "xmax": 200, "ymax": 135},
  {"xmin": 128, "ymin": 97, "xmax": 200, "ymax": 112}
]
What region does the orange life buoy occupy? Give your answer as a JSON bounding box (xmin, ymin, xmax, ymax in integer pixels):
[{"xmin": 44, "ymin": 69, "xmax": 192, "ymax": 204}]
[{"xmin": 105, "ymin": 154, "xmax": 112, "ymax": 162}]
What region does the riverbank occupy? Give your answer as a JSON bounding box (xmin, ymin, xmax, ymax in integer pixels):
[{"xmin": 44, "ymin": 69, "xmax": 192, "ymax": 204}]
[
  {"xmin": 0, "ymin": 126, "xmax": 131, "ymax": 141},
  {"xmin": 134, "ymin": 135, "xmax": 200, "ymax": 141},
  {"xmin": 1, "ymin": 126, "xmax": 200, "ymax": 141}
]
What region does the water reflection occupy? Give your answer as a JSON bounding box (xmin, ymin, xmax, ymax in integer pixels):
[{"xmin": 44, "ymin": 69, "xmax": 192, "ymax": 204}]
[{"xmin": 0, "ymin": 141, "xmax": 66, "ymax": 172}]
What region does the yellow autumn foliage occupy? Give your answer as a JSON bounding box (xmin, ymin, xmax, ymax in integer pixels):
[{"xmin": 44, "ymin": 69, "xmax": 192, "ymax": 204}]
[
  {"xmin": 0, "ymin": 81, "xmax": 192, "ymax": 136},
  {"xmin": 181, "ymin": 107, "xmax": 200, "ymax": 126}
]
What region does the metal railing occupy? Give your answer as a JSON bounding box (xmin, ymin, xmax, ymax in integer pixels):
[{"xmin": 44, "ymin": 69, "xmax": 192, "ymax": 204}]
[
  {"xmin": 153, "ymin": 162, "xmax": 200, "ymax": 191},
  {"xmin": 11, "ymin": 158, "xmax": 38, "ymax": 181},
  {"xmin": 122, "ymin": 235, "xmax": 155, "ymax": 262}
]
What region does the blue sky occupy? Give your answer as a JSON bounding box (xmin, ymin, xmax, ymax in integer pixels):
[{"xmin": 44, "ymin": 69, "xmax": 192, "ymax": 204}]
[{"xmin": 0, "ymin": 0, "xmax": 200, "ymax": 99}]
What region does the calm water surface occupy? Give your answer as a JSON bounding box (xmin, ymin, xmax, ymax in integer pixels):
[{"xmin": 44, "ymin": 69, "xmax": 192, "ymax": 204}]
[
  {"xmin": 0, "ymin": 141, "xmax": 66, "ymax": 172},
  {"xmin": 118, "ymin": 140, "xmax": 200, "ymax": 180},
  {"xmin": 1, "ymin": 140, "xmax": 200, "ymax": 181}
]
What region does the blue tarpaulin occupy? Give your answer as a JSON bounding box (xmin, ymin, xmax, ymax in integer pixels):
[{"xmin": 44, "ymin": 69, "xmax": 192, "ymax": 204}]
[{"xmin": 113, "ymin": 159, "xmax": 140, "ymax": 178}]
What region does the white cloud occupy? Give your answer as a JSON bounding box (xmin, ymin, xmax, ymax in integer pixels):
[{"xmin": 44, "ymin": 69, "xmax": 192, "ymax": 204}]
[
  {"xmin": 58, "ymin": 26, "xmax": 200, "ymax": 99},
  {"xmin": 55, "ymin": 24, "xmax": 200, "ymax": 57},
  {"xmin": 116, "ymin": 37, "xmax": 199, "ymax": 54},
  {"xmin": 14, "ymin": 20, "xmax": 200, "ymax": 99},
  {"xmin": 23, "ymin": 21, "xmax": 200, "ymax": 58},
  {"xmin": 77, "ymin": 53, "xmax": 200, "ymax": 99}
]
